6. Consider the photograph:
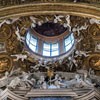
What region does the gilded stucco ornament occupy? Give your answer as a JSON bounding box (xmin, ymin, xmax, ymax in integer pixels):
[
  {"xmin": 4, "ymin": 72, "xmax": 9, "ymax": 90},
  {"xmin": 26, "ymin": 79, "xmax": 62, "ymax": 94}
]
[
  {"xmin": 87, "ymin": 54, "xmax": 100, "ymax": 70},
  {"xmin": 0, "ymin": 54, "xmax": 12, "ymax": 73},
  {"xmin": 0, "ymin": 24, "xmax": 11, "ymax": 42},
  {"xmin": 88, "ymin": 24, "xmax": 100, "ymax": 40},
  {"xmin": 0, "ymin": 15, "xmax": 99, "ymax": 73}
]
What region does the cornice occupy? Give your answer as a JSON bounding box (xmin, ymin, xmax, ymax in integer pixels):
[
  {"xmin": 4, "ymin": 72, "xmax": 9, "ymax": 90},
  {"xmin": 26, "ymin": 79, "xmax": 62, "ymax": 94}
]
[{"xmin": 0, "ymin": 3, "xmax": 100, "ymax": 20}]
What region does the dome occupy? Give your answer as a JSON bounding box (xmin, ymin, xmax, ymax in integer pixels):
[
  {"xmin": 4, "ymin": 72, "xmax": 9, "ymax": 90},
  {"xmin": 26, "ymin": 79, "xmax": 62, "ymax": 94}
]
[{"xmin": 25, "ymin": 21, "xmax": 75, "ymax": 58}]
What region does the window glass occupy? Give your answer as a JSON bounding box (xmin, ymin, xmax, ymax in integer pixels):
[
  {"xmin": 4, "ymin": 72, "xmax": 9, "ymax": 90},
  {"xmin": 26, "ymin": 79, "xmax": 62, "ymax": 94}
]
[
  {"xmin": 43, "ymin": 50, "xmax": 50, "ymax": 56},
  {"xmin": 65, "ymin": 36, "xmax": 71, "ymax": 45},
  {"xmin": 30, "ymin": 37, "xmax": 37, "ymax": 46},
  {"xmin": 70, "ymin": 33, "xmax": 74, "ymax": 40},
  {"xmin": 26, "ymin": 32, "xmax": 74, "ymax": 57},
  {"xmin": 26, "ymin": 33, "xmax": 37, "ymax": 52},
  {"xmin": 43, "ymin": 43, "xmax": 50, "ymax": 51},
  {"xmin": 64, "ymin": 33, "xmax": 74, "ymax": 52},
  {"xmin": 29, "ymin": 44, "xmax": 36, "ymax": 52},
  {"xmin": 65, "ymin": 43, "xmax": 72, "ymax": 51},
  {"xmin": 51, "ymin": 50, "xmax": 59, "ymax": 56},
  {"xmin": 71, "ymin": 39, "xmax": 74, "ymax": 44},
  {"xmin": 26, "ymin": 39, "xmax": 29, "ymax": 45},
  {"xmin": 52, "ymin": 43, "xmax": 58, "ymax": 51},
  {"xmin": 26, "ymin": 32, "xmax": 31, "ymax": 40},
  {"xmin": 43, "ymin": 43, "xmax": 59, "ymax": 57}
]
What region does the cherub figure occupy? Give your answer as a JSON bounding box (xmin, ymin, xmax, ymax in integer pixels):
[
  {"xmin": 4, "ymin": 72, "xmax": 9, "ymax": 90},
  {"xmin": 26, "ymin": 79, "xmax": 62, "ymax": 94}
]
[
  {"xmin": 65, "ymin": 15, "xmax": 71, "ymax": 31},
  {"xmin": 15, "ymin": 27, "xmax": 25, "ymax": 42},
  {"xmin": 11, "ymin": 54, "xmax": 27, "ymax": 61},
  {"xmin": 89, "ymin": 18, "xmax": 100, "ymax": 24},
  {"xmin": 54, "ymin": 15, "xmax": 64, "ymax": 23}
]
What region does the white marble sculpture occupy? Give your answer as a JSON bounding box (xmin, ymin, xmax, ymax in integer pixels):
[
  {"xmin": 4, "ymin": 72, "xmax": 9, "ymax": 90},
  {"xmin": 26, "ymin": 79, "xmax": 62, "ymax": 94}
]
[
  {"xmin": 30, "ymin": 16, "xmax": 37, "ymax": 28},
  {"xmin": 73, "ymin": 0, "xmax": 77, "ymax": 2},
  {"xmin": 65, "ymin": 15, "xmax": 71, "ymax": 31},
  {"xmin": 8, "ymin": 71, "xmax": 34, "ymax": 89},
  {"xmin": 9, "ymin": 67, "xmax": 22, "ymax": 77},
  {"xmin": 72, "ymin": 23, "xmax": 88, "ymax": 36},
  {"xmin": 11, "ymin": 54, "xmax": 27, "ymax": 61},
  {"xmin": 38, "ymin": 75, "xmax": 45, "ymax": 84},
  {"xmin": 45, "ymin": 17, "xmax": 49, "ymax": 22},
  {"xmin": 89, "ymin": 68, "xmax": 95, "ymax": 76},
  {"xmin": 0, "ymin": 71, "xmax": 9, "ymax": 87},
  {"xmin": 8, "ymin": 77, "xmax": 21, "ymax": 89},
  {"xmin": 0, "ymin": 88, "xmax": 3, "ymax": 96},
  {"xmin": 37, "ymin": 75, "xmax": 47, "ymax": 89},
  {"xmin": 9, "ymin": 17, "xmax": 20, "ymax": 24},
  {"xmin": 21, "ymin": 72, "xmax": 34, "ymax": 87},
  {"xmin": 0, "ymin": 20, "xmax": 10, "ymax": 27},
  {"xmin": 31, "ymin": 23, "xmax": 36, "ymax": 28},
  {"xmin": 89, "ymin": 18, "xmax": 100, "ymax": 24},
  {"xmin": 15, "ymin": 27, "xmax": 25, "ymax": 42},
  {"xmin": 48, "ymin": 74, "xmax": 66, "ymax": 89},
  {"xmin": 30, "ymin": 61, "xmax": 47, "ymax": 71},
  {"xmin": 95, "ymin": 43, "xmax": 100, "ymax": 50},
  {"xmin": 49, "ymin": 74, "xmax": 59, "ymax": 83},
  {"xmin": 30, "ymin": 16, "xmax": 37, "ymax": 23},
  {"xmin": 54, "ymin": 79, "xmax": 66, "ymax": 89},
  {"xmin": 75, "ymin": 50, "xmax": 90, "ymax": 57},
  {"xmin": 37, "ymin": 20, "xmax": 43, "ymax": 26},
  {"xmin": 0, "ymin": 19, "xmax": 13, "ymax": 27},
  {"xmin": 82, "ymin": 73, "xmax": 95, "ymax": 87},
  {"xmin": 48, "ymin": 80, "xmax": 64, "ymax": 89},
  {"xmin": 54, "ymin": 15, "xmax": 64, "ymax": 23},
  {"xmin": 65, "ymin": 74, "xmax": 94, "ymax": 88},
  {"xmin": 68, "ymin": 56, "xmax": 78, "ymax": 67},
  {"xmin": 0, "ymin": 18, "xmax": 19, "ymax": 27},
  {"xmin": 64, "ymin": 74, "xmax": 83, "ymax": 88},
  {"xmin": 76, "ymin": 35, "xmax": 83, "ymax": 43},
  {"xmin": 41, "ymin": 82, "xmax": 48, "ymax": 89}
]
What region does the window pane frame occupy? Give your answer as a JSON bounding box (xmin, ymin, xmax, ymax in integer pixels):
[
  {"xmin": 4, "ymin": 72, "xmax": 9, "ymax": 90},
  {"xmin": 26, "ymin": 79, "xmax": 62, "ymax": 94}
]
[
  {"xmin": 26, "ymin": 33, "xmax": 38, "ymax": 52},
  {"xmin": 43, "ymin": 42, "xmax": 59, "ymax": 57},
  {"xmin": 64, "ymin": 33, "xmax": 74, "ymax": 52}
]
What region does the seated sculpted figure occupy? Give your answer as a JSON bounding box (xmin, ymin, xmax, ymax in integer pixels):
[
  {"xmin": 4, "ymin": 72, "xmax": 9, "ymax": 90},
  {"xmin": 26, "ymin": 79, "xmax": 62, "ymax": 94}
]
[
  {"xmin": 64, "ymin": 74, "xmax": 83, "ymax": 88},
  {"xmin": 67, "ymin": 73, "xmax": 95, "ymax": 88},
  {"xmin": 0, "ymin": 71, "xmax": 9, "ymax": 88},
  {"xmin": 8, "ymin": 77, "xmax": 21, "ymax": 89},
  {"xmin": 48, "ymin": 74, "xmax": 66, "ymax": 89},
  {"xmin": 37, "ymin": 75, "xmax": 46, "ymax": 89},
  {"xmin": 82, "ymin": 73, "xmax": 95, "ymax": 87}
]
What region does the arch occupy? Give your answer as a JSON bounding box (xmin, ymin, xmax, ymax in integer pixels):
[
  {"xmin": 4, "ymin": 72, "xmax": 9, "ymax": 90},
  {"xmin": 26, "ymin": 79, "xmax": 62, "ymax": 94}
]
[{"xmin": 0, "ymin": 3, "xmax": 100, "ymax": 20}]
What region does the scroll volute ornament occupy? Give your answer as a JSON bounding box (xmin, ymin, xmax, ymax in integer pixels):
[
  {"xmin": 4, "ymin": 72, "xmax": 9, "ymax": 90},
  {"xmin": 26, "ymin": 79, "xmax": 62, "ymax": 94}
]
[
  {"xmin": 0, "ymin": 54, "xmax": 12, "ymax": 73},
  {"xmin": 87, "ymin": 54, "xmax": 100, "ymax": 70}
]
